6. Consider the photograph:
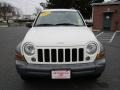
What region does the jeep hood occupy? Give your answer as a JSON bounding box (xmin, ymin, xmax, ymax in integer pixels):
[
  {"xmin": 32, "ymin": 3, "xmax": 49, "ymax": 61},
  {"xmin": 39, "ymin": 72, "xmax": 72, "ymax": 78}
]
[{"xmin": 22, "ymin": 26, "xmax": 98, "ymax": 46}]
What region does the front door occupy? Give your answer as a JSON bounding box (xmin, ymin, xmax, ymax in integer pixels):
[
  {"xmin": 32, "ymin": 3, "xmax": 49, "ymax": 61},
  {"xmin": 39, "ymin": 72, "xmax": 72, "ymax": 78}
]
[{"xmin": 103, "ymin": 13, "xmax": 112, "ymax": 31}]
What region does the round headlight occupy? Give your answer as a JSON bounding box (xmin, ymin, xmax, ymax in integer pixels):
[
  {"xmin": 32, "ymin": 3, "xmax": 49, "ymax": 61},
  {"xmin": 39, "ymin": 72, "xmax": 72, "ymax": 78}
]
[
  {"xmin": 86, "ymin": 42, "xmax": 97, "ymax": 54},
  {"xmin": 23, "ymin": 43, "xmax": 35, "ymax": 56}
]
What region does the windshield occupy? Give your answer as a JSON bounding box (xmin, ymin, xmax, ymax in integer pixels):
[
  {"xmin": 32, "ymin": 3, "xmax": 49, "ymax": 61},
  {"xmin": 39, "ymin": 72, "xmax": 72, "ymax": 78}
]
[{"xmin": 34, "ymin": 11, "xmax": 85, "ymax": 26}]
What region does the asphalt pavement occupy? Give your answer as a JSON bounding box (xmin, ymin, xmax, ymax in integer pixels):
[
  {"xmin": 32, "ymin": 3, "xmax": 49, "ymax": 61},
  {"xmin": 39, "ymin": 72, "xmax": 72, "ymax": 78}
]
[{"xmin": 0, "ymin": 26, "xmax": 120, "ymax": 90}]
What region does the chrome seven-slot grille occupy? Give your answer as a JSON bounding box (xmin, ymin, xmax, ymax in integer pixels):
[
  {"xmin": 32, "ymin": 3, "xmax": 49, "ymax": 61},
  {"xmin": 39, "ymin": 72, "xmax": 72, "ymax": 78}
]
[{"xmin": 38, "ymin": 48, "xmax": 84, "ymax": 64}]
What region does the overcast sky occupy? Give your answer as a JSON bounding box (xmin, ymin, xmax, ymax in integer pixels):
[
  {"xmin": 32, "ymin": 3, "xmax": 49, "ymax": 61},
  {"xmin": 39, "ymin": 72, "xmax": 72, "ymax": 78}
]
[
  {"xmin": 0, "ymin": 0, "xmax": 111, "ymax": 15},
  {"xmin": 0, "ymin": 0, "xmax": 46, "ymax": 15}
]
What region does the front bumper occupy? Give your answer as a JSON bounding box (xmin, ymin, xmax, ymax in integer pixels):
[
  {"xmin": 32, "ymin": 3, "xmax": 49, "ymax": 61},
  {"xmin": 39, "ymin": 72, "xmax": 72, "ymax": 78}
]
[{"xmin": 16, "ymin": 59, "xmax": 106, "ymax": 78}]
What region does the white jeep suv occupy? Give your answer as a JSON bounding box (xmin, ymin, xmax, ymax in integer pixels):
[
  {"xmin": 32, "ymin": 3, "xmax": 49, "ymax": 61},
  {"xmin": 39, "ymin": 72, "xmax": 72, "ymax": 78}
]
[{"xmin": 16, "ymin": 9, "xmax": 105, "ymax": 80}]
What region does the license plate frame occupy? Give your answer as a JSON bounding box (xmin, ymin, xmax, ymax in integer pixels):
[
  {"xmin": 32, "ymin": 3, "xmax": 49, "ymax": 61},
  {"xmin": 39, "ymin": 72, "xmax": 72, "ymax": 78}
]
[{"xmin": 51, "ymin": 70, "xmax": 71, "ymax": 79}]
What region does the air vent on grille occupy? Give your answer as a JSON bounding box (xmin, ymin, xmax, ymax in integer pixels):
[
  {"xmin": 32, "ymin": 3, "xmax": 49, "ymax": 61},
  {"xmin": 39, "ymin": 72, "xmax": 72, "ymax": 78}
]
[
  {"xmin": 58, "ymin": 49, "xmax": 64, "ymax": 62},
  {"xmin": 72, "ymin": 49, "xmax": 77, "ymax": 62},
  {"xmin": 51, "ymin": 49, "xmax": 57, "ymax": 62}
]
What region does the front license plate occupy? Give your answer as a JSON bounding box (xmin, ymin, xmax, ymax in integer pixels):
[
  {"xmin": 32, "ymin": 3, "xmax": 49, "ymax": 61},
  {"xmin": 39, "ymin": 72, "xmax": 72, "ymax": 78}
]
[{"xmin": 51, "ymin": 70, "xmax": 71, "ymax": 79}]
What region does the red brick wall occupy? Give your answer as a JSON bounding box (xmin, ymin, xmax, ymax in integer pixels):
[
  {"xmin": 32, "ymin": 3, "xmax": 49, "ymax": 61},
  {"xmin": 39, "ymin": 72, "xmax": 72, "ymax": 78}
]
[{"xmin": 92, "ymin": 5, "xmax": 120, "ymax": 31}]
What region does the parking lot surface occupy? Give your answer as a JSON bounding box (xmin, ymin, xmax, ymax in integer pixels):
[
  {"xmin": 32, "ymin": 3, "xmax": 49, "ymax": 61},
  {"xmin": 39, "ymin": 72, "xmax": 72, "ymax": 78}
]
[{"xmin": 0, "ymin": 27, "xmax": 120, "ymax": 90}]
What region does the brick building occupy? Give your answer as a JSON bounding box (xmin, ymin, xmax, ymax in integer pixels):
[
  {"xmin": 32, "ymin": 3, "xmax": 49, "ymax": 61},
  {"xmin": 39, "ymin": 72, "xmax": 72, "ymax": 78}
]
[{"xmin": 92, "ymin": 1, "xmax": 120, "ymax": 31}]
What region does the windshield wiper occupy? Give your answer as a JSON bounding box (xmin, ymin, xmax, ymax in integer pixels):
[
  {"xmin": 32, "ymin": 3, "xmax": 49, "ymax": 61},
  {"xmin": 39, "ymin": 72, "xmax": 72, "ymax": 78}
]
[
  {"xmin": 35, "ymin": 24, "xmax": 56, "ymax": 26},
  {"xmin": 55, "ymin": 23, "xmax": 80, "ymax": 26},
  {"xmin": 35, "ymin": 23, "xmax": 80, "ymax": 27}
]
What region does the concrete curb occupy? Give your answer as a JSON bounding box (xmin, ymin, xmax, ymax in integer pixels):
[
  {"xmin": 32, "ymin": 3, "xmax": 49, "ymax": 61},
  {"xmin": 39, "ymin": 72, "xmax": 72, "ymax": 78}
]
[{"xmin": 0, "ymin": 25, "xmax": 8, "ymax": 27}]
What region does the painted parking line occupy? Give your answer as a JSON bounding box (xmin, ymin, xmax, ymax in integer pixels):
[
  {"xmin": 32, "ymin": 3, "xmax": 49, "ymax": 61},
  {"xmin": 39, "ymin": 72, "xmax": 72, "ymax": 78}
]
[
  {"xmin": 96, "ymin": 32, "xmax": 103, "ymax": 37},
  {"xmin": 109, "ymin": 31, "xmax": 117, "ymax": 43},
  {"xmin": 96, "ymin": 31, "xmax": 116, "ymax": 43}
]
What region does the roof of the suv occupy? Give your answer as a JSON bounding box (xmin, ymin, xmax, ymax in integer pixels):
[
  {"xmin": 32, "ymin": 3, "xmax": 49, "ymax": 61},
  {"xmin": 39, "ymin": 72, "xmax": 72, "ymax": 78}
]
[{"xmin": 42, "ymin": 9, "xmax": 77, "ymax": 12}]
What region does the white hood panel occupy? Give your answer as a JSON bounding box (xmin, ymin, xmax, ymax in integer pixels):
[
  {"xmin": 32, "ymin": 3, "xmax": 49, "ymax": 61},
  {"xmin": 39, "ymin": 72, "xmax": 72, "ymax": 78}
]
[{"xmin": 23, "ymin": 26, "xmax": 98, "ymax": 46}]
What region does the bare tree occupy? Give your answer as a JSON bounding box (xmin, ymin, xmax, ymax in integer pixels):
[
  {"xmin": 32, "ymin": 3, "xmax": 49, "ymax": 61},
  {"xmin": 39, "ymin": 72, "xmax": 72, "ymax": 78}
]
[
  {"xmin": 14, "ymin": 7, "xmax": 22, "ymax": 17},
  {"xmin": 0, "ymin": 2, "xmax": 20, "ymax": 26},
  {"xmin": 47, "ymin": 0, "xmax": 104, "ymax": 19}
]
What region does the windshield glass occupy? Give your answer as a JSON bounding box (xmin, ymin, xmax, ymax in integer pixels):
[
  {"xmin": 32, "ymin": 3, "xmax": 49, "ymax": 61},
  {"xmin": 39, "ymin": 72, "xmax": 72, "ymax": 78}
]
[{"xmin": 34, "ymin": 11, "xmax": 85, "ymax": 26}]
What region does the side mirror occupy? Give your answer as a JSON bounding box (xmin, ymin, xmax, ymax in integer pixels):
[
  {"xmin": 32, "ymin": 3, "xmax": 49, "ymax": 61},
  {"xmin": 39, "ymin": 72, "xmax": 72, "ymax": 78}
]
[
  {"xmin": 26, "ymin": 22, "xmax": 32, "ymax": 28},
  {"xmin": 86, "ymin": 21, "xmax": 93, "ymax": 27}
]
